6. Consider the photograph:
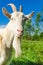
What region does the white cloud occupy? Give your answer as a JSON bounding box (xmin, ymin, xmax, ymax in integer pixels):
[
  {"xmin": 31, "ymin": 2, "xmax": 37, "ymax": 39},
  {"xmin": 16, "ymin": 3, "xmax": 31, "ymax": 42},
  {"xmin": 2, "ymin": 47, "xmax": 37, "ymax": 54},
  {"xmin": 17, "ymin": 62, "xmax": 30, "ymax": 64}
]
[{"xmin": 0, "ymin": 25, "xmax": 6, "ymax": 28}]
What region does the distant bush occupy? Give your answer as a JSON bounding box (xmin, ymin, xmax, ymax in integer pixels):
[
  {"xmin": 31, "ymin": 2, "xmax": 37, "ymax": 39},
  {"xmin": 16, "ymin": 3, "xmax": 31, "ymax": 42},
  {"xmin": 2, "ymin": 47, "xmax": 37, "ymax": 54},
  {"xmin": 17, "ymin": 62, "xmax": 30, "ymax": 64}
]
[{"xmin": 32, "ymin": 35, "xmax": 40, "ymax": 41}]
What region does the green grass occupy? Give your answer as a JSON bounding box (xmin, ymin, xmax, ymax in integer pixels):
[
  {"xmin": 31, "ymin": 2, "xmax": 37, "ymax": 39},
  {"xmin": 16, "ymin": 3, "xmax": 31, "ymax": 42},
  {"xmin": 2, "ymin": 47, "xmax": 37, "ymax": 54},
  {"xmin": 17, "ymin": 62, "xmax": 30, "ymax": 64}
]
[{"xmin": 8, "ymin": 39, "xmax": 43, "ymax": 65}]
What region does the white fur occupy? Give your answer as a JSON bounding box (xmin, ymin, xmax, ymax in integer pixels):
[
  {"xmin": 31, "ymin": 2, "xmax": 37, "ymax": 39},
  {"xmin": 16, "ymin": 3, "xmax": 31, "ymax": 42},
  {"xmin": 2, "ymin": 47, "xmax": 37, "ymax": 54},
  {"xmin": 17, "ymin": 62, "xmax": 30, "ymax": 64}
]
[
  {"xmin": 13, "ymin": 36, "xmax": 21, "ymax": 58},
  {"xmin": 0, "ymin": 36, "xmax": 6, "ymax": 65},
  {"xmin": 0, "ymin": 4, "xmax": 34, "ymax": 65}
]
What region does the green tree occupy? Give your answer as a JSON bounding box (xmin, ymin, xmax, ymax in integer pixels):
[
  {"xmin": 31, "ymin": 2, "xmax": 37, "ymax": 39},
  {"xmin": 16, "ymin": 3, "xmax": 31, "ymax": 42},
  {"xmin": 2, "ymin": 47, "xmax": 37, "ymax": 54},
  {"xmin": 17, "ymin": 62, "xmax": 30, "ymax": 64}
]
[
  {"xmin": 40, "ymin": 32, "xmax": 43, "ymax": 40},
  {"xmin": 35, "ymin": 13, "xmax": 41, "ymax": 34},
  {"xmin": 32, "ymin": 13, "xmax": 41, "ymax": 40},
  {"xmin": 22, "ymin": 19, "xmax": 33, "ymax": 40}
]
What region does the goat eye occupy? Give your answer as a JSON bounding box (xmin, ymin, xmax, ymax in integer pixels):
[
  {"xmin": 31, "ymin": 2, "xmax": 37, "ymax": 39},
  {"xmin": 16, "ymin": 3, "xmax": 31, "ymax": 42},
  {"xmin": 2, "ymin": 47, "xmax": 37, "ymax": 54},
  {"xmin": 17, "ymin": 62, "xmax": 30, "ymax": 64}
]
[
  {"xmin": 23, "ymin": 17, "xmax": 25, "ymax": 21},
  {"xmin": 22, "ymin": 14, "xmax": 25, "ymax": 17},
  {"xmin": 11, "ymin": 18, "xmax": 13, "ymax": 20}
]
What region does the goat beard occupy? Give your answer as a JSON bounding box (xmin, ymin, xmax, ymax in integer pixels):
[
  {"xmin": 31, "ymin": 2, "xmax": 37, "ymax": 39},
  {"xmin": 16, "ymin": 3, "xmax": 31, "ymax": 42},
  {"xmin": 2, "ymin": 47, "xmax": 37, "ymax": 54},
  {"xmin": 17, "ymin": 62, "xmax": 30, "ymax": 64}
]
[{"xmin": 13, "ymin": 36, "xmax": 21, "ymax": 58}]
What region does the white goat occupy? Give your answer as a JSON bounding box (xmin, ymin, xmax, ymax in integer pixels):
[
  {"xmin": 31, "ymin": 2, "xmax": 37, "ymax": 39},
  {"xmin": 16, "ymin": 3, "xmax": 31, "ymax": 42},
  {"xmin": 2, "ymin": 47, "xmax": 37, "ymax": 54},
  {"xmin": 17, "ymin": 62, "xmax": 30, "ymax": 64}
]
[{"xmin": 0, "ymin": 3, "xmax": 34, "ymax": 65}]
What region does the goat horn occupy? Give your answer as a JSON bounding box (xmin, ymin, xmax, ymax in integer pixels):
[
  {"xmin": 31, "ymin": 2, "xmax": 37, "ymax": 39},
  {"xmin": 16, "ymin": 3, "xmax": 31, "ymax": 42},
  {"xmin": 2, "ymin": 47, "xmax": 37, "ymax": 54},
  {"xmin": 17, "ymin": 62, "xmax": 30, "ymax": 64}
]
[
  {"xmin": 7, "ymin": 3, "xmax": 17, "ymax": 12},
  {"xmin": 20, "ymin": 5, "xmax": 22, "ymax": 12}
]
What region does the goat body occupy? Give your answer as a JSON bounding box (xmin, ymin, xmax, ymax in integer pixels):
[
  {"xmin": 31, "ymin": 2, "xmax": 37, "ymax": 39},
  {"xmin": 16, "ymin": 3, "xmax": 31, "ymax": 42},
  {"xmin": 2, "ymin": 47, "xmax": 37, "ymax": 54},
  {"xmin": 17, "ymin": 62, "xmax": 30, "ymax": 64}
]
[{"xmin": 0, "ymin": 3, "xmax": 34, "ymax": 65}]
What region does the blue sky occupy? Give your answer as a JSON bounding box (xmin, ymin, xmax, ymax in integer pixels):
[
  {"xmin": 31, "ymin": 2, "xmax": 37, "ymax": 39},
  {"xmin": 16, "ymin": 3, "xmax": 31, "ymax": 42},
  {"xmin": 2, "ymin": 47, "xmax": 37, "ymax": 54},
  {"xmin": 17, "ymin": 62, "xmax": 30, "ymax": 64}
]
[{"xmin": 0, "ymin": 0, "xmax": 43, "ymax": 25}]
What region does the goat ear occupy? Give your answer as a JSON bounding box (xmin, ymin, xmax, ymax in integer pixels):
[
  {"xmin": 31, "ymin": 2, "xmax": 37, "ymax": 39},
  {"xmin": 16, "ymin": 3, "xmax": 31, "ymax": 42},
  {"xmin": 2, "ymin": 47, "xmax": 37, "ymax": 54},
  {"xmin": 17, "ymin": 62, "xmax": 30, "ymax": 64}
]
[
  {"xmin": 2, "ymin": 7, "xmax": 11, "ymax": 18},
  {"xmin": 25, "ymin": 11, "xmax": 34, "ymax": 19}
]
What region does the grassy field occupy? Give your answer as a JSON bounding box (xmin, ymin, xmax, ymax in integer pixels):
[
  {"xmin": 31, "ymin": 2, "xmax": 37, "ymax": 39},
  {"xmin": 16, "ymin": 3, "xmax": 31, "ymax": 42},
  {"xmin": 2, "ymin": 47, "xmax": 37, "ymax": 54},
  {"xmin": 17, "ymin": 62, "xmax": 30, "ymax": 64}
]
[{"xmin": 7, "ymin": 39, "xmax": 43, "ymax": 65}]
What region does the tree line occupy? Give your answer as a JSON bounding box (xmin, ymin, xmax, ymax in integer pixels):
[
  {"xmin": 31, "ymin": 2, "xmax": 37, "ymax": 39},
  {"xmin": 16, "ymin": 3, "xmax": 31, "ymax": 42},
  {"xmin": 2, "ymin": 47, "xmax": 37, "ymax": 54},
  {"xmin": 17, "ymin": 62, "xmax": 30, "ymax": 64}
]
[{"xmin": 22, "ymin": 11, "xmax": 43, "ymax": 41}]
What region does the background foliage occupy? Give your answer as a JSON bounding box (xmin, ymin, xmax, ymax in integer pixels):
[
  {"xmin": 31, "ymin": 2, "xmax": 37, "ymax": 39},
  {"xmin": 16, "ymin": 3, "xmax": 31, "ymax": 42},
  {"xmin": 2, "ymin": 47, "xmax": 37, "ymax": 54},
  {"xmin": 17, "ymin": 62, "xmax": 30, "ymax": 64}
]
[
  {"xmin": 22, "ymin": 11, "xmax": 43, "ymax": 41},
  {"xmin": 7, "ymin": 40, "xmax": 43, "ymax": 65}
]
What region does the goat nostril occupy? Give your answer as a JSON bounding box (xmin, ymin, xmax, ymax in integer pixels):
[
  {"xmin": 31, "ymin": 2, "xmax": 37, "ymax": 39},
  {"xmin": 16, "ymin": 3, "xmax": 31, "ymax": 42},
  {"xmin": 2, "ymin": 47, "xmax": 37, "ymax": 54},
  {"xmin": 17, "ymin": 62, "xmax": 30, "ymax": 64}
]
[
  {"xmin": 17, "ymin": 29, "xmax": 20, "ymax": 32},
  {"xmin": 17, "ymin": 29, "xmax": 23, "ymax": 32},
  {"xmin": 21, "ymin": 31, "xmax": 23, "ymax": 33}
]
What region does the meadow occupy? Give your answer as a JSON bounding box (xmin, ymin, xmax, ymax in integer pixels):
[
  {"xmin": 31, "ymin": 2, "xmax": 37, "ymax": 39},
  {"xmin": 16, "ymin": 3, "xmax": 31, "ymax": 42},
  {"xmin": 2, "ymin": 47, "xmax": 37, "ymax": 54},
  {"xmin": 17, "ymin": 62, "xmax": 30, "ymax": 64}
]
[{"xmin": 7, "ymin": 39, "xmax": 43, "ymax": 65}]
